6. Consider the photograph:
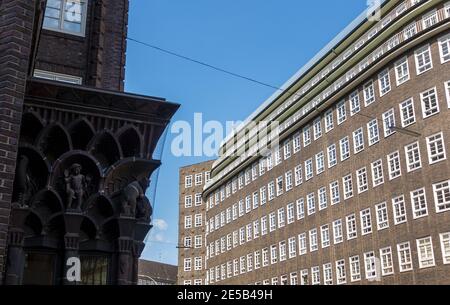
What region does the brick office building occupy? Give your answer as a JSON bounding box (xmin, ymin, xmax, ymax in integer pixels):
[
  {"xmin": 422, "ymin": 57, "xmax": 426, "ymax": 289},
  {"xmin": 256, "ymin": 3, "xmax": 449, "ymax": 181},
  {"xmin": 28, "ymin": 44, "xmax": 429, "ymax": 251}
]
[
  {"xmin": 203, "ymin": 0, "xmax": 450, "ymax": 285},
  {"xmin": 177, "ymin": 160, "xmax": 214, "ymax": 285},
  {"xmin": 0, "ymin": 0, "xmax": 179, "ymax": 284}
]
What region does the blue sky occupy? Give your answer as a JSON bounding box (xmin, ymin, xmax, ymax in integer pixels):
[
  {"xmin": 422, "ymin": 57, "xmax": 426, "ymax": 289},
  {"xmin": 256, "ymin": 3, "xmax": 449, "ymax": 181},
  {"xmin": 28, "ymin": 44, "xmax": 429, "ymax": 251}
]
[{"xmin": 125, "ymin": 0, "xmax": 369, "ymax": 265}]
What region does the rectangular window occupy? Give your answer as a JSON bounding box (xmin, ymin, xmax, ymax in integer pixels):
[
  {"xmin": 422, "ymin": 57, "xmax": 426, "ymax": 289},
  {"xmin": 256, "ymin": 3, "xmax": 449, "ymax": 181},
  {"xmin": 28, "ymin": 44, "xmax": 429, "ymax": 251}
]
[
  {"xmin": 185, "ymin": 175, "xmax": 192, "ymax": 188},
  {"xmin": 184, "ymin": 195, "xmax": 192, "ymax": 208},
  {"xmin": 293, "ymin": 133, "xmax": 301, "ymax": 154},
  {"xmin": 439, "ymin": 34, "xmax": 450, "ymax": 64},
  {"xmin": 311, "ymin": 267, "xmax": 320, "ymax": 285},
  {"xmin": 349, "ymin": 91, "xmax": 361, "ymax": 116},
  {"xmin": 305, "ymin": 159, "xmax": 313, "ymax": 181},
  {"xmin": 309, "ymin": 229, "xmax": 318, "ymax": 252},
  {"xmin": 346, "ymin": 214, "xmax": 357, "ymax": 240},
  {"xmin": 184, "ymin": 216, "xmax": 192, "ymax": 229},
  {"xmin": 261, "ymin": 216, "xmax": 268, "ymax": 236},
  {"xmin": 405, "ymin": 142, "xmax": 422, "ymax": 172},
  {"xmin": 260, "ymin": 186, "xmax": 267, "ymax": 206},
  {"xmin": 400, "ymin": 98, "xmax": 416, "ymax": 127},
  {"xmin": 253, "ymin": 221, "xmax": 260, "ymax": 239},
  {"xmin": 277, "ymin": 208, "xmax": 286, "ymax": 228},
  {"xmin": 403, "ymin": 22, "xmax": 417, "ymax": 40},
  {"xmin": 307, "ymin": 193, "xmax": 316, "ymax": 216},
  {"xmin": 194, "ymin": 257, "xmax": 202, "ymax": 271},
  {"xmin": 395, "ymin": 56, "xmax": 410, "ymax": 85},
  {"xmin": 343, "ymin": 174, "xmax": 354, "ymax": 200},
  {"xmin": 290, "ymin": 272, "xmax": 298, "ymax": 285},
  {"xmin": 440, "ymin": 233, "xmax": 450, "ymax": 264},
  {"xmin": 367, "ymin": 119, "xmax": 380, "ymax": 146},
  {"xmin": 380, "ymin": 247, "xmax": 394, "ymax": 276},
  {"xmin": 285, "ymin": 171, "xmax": 293, "ymax": 192},
  {"xmin": 357, "ymin": 167, "xmax": 368, "ymax": 194},
  {"xmin": 333, "ymin": 219, "xmax": 343, "ymax": 244},
  {"xmin": 195, "ymin": 173, "xmax": 202, "ymax": 186},
  {"xmin": 283, "ymin": 141, "xmax": 292, "ymax": 160},
  {"xmin": 321, "ymin": 225, "xmax": 330, "ymax": 248},
  {"xmin": 288, "ymin": 237, "xmax": 297, "ymax": 259},
  {"xmin": 279, "ymin": 241, "xmax": 287, "ymax": 262},
  {"xmin": 195, "ymin": 193, "xmax": 202, "ymax": 206},
  {"xmin": 411, "ymin": 188, "xmax": 428, "ymax": 219},
  {"xmin": 337, "ymin": 101, "xmax": 347, "ymax": 125},
  {"xmin": 427, "ymin": 132, "xmax": 446, "ymax": 164},
  {"xmin": 316, "ymin": 152, "xmax": 325, "ymax": 175},
  {"xmin": 417, "ymin": 237, "xmax": 435, "ymax": 268},
  {"xmin": 363, "ymin": 81, "xmax": 375, "ymax": 106},
  {"xmin": 184, "ymin": 258, "xmax": 192, "ymax": 272},
  {"xmin": 323, "ymin": 263, "xmax": 333, "ymax": 285},
  {"xmin": 392, "ymin": 195, "xmax": 407, "ymax": 225},
  {"xmin": 349, "ymin": 256, "xmax": 361, "ymax": 282},
  {"xmin": 330, "ymin": 181, "xmax": 340, "ymax": 205},
  {"xmin": 296, "ymin": 198, "xmax": 305, "ymax": 220},
  {"xmin": 43, "ymin": 0, "xmax": 88, "ymax": 36},
  {"xmin": 353, "ymin": 128, "xmax": 364, "ymax": 154},
  {"xmin": 433, "ymin": 180, "xmax": 450, "ymax": 213},
  {"xmin": 415, "ymin": 45, "xmax": 433, "ymax": 75},
  {"xmin": 422, "ymin": 9, "xmax": 438, "ymax": 29},
  {"xmin": 303, "ymin": 127, "xmax": 311, "ymax": 147},
  {"xmin": 276, "ymin": 176, "xmax": 284, "ymax": 196},
  {"xmin": 336, "ymin": 260, "xmax": 346, "ymax": 285},
  {"xmin": 327, "ymin": 144, "xmax": 337, "ymax": 168},
  {"xmin": 314, "ymin": 119, "xmax": 323, "ymax": 140},
  {"xmin": 298, "ymin": 233, "xmax": 307, "ymax": 256},
  {"xmin": 364, "ymin": 252, "xmax": 377, "ymax": 280},
  {"xmin": 387, "ymin": 151, "xmax": 401, "ymax": 180},
  {"xmin": 287, "ymin": 203, "xmax": 295, "ymax": 224},
  {"xmin": 340, "ymin": 137, "xmax": 350, "ymax": 161},
  {"xmin": 371, "ymin": 159, "xmax": 384, "ymax": 187},
  {"xmin": 375, "ymin": 202, "xmax": 389, "ymax": 230},
  {"xmin": 294, "ymin": 165, "xmax": 303, "ymax": 186},
  {"xmin": 325, "ymin": 110, "xmax": 334, "ymax": 132},
  {"xmin": 360, "ymin": 209, "xmax": 372, "ymax": 235},
  {"xmin": 318, "ymin": 187, "xmax": 327, "ymax": 210},
  {"xmin": 269, "ymin": 213, "xmax": 276, "ymax": 232},
  {"xmin": 270, "ymin": 245, "xmax": 278, "ymax": 264},
  {"xmin": 262, "ymin": 248, "xmax": 269, "ymax": 267},
  {"xmin": 421, "ymin": 87, "xmax": 440, "ymax": 118},
  {"xmin": 268, "ymin": 181, "xmax": 275, "ymax": 201},
  {"xmin": 383, "ymin": 108, "xmax": 396, "ymax": 138},
  {"xmin": 397, "ymin": 242, "xmax": 413, "ymax": 272},
  {"xmin": 378, "ymin": 69, "xmax": 391, "ymax": 96}
]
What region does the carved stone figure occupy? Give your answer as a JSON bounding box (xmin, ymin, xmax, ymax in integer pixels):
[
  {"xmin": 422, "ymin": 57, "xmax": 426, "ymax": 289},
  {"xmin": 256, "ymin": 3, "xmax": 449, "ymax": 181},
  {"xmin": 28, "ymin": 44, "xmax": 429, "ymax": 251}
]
[
  {"xmin": 65, "ymin": 163, "xmax": 87, "ymax": 211},
  {"xmin": 13, "ymin": 155, "xmax": 32, "ymax": 207},
  {"xmin": 121, "ymin": 177, "xmax": 150, "ymax": 218},
  {"xmin": 136, "ymin": 195, "xmax": 153, "ymax": 222}
]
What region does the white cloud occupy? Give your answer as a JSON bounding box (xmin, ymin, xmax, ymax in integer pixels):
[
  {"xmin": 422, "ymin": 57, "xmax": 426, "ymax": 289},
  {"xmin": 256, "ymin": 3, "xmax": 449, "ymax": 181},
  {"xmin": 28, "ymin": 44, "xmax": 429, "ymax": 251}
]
[
  {"xmin": 153, "ymin": 219, "xmax": 168, "ymax": 231},
  {"xmin": 154, "ymin": 233, "xmax": 164, "ymax": 242}
]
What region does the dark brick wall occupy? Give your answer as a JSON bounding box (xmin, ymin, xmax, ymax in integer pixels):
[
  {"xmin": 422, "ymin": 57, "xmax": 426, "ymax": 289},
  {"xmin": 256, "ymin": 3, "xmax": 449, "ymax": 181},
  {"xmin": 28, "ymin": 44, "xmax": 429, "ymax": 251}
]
[
  {"xmin": 0, "ymin": 0, "xmax": 36, "ymax": 284},
  {"xmin": 34, "ymin": 0, "xmax": 128, "ymax": 91}
]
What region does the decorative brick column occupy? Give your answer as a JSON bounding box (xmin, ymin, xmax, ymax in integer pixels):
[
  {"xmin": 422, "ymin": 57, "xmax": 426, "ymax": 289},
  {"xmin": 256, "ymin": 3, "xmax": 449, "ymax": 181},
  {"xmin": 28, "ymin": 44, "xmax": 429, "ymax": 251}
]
[{"xmin": 0, "ymin": 0, "xmax": 37, "ymax": 284}]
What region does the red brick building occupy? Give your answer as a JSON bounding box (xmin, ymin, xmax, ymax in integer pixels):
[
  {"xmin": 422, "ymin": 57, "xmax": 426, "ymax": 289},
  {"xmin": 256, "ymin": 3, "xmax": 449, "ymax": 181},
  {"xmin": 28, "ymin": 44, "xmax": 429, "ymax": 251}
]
[
  {"xmin": 0, "ymin": 0, "xmax": 179, "ymax": 285},
  {"xmin": 203, "ymin": 0, "xmax": 450, "ymax": 285}
]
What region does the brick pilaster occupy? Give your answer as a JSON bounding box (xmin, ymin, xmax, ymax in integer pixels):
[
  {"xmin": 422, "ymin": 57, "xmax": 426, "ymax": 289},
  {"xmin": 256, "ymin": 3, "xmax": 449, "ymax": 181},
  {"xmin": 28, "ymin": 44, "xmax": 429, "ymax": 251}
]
[{"xmin": 0, "ymin": 0, "xmax": 36, "ymax": 284}]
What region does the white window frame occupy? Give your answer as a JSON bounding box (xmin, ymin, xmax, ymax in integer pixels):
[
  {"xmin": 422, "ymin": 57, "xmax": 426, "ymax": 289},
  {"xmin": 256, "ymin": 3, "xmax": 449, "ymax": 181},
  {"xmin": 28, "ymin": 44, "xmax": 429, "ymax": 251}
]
[
  {"xmin": 392, "ymin": 195, "xmax": 407, "ymax": 225},
  {"xmin": 416, "ymin": 236, "xmax": 435, "ymax": 269},
  {"xmin": 426, "ymin": 132, "xmax": 446, "ymax": 165},
  {"xmin": 414, "ymin": 44, "xmax": 433, "ymax": 75},
  {"xmin": 420, "ymin": 87, "xmax": 440, "ymax": 118},
  {"xmin": 397, "ymin": 242, "xmax": 413, "ymax": 272},
  {"xmin": 43, "ymin": 0, "xmax": 88, "ymax": 37},
  {"xmin": 394, "ymin": 56, "xmax": 410, "ymax": 86},
  {"xmin": 433, "ymin": 180, "xmax": 450, "ymax": 213}
]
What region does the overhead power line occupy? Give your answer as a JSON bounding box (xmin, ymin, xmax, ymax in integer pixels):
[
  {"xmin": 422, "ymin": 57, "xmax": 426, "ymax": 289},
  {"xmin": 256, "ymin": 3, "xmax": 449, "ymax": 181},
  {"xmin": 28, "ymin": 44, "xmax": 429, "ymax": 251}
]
[{"xmin": 127, "ymin": 37, "xmax": 283, "ymax": 92}]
